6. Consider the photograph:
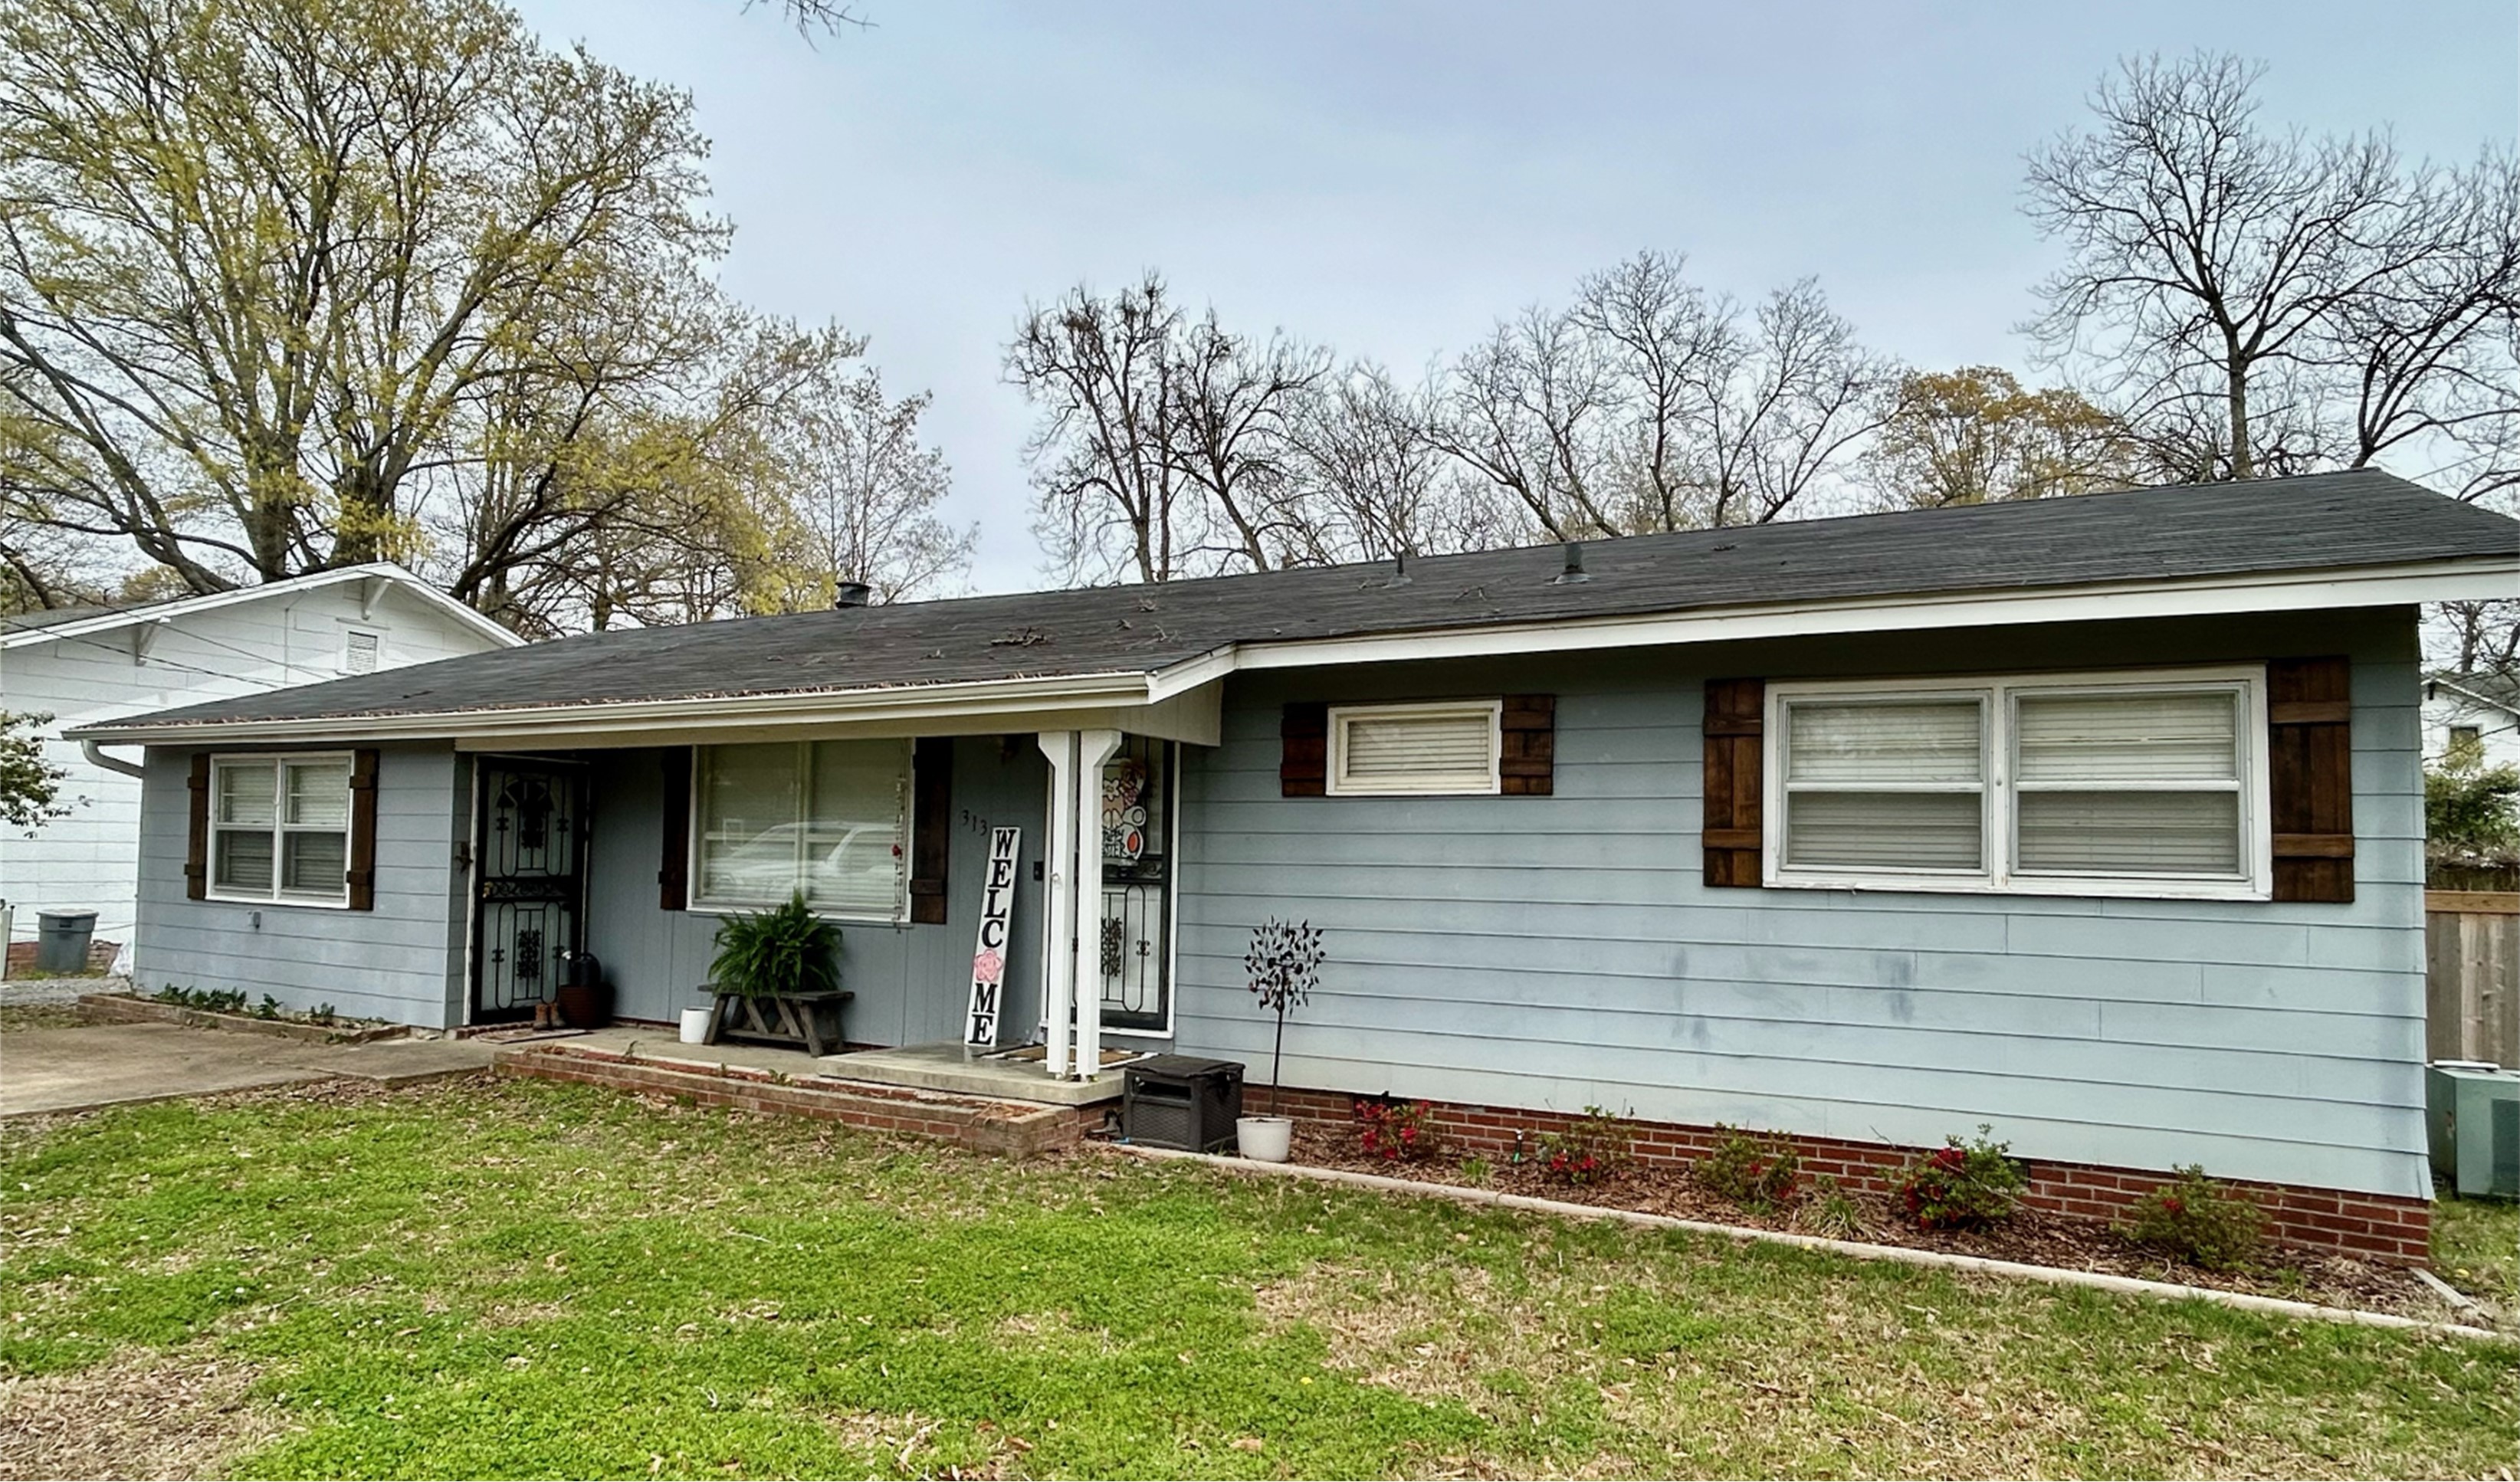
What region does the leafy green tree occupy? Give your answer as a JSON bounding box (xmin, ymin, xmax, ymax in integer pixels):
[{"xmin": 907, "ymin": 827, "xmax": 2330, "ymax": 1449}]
[
  {"xmin": 0, "ymin": 711, "xmax": 68, "ymax": 834},
  {"xmin": 1865, "ymin": 367, "xmax": 2143, "ymax": 509},
  {"xmin": 0, "ymin": 0, "xmax": 718, "ymax": 591},
  {"xmin": 2427, "ymin": 755, "xmax": 2520, "ymax": 862}
]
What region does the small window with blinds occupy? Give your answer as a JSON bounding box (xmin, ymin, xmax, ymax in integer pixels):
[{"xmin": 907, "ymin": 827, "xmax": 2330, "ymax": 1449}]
[
  {"xmin": 1767, "ymin": 669, "xmax": 2269, "ymax": 900},
  {"xmin": 1328, "ymin": 700, "xmax": 1503, "ymax": 795}
]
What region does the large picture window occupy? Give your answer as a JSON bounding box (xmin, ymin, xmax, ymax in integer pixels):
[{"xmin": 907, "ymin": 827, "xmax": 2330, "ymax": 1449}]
[
  {"xmin": 1765, "ymin": 668, "xmax": 2267, "ymax": 899},
  {"xmin": 210, "ymin": 754, "xmax": 353, "ymax": 904},
  {"xmin": 693, "ymin": 739, "xmax": 911, "ymax": 919}
]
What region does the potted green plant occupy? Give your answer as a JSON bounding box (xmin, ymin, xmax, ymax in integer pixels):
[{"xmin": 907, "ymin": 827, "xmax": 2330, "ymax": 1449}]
[
  {"xmin": 704, "ymin": 892, "xmax": 853, "ymax": 1056},
  {"xmin": 1237, "ymin": 916, "xmax": 1323, "ymax": 1162}
]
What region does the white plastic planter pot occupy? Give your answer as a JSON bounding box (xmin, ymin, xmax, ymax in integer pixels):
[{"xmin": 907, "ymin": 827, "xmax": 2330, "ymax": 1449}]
[
  {"xmin": 1235, "ymin": 1115, "xmax": 1293, "ymax": 1162},
  {"xmin": 678, "ymin": 1007, "xmax": 713, "ymax": 1044}
]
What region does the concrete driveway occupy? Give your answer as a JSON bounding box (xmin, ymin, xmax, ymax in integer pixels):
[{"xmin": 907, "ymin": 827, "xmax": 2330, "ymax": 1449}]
[{"xmin": 0, "ymin": 1021, "xmax": 495, "ymax": 1117}]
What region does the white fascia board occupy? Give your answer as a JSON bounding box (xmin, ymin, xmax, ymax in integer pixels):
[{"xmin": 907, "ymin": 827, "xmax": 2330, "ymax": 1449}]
[
  {"xmin": 1209, "ymin": 558, "xmax": 2519, "ymax": 674},
  {"xmin": 0, "ymin": 562, "xmax": 521, "ymax": 651},
  {"xmin": 67, "ymin": 668, "xmax": 1164, "ymax": 746}
]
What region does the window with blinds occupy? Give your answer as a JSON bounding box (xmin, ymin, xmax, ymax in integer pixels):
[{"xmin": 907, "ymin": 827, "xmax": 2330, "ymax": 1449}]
[
  {"xmin": 208, "ymin": 754, "xmax": 355, "ymax": 905},
  {"xmin": 1768, "ymin": 670, "xmax": 2266, "ymax": 898},
  {"xmin": 1328, "ymin": 700, "xmax": 1503, "ymax": 795}
]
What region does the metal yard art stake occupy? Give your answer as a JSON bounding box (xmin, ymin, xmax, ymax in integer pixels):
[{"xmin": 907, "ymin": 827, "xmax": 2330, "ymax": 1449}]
[{"xmin": 964, "ymin": 826, "xmax": 1022, "ymax": 1056}]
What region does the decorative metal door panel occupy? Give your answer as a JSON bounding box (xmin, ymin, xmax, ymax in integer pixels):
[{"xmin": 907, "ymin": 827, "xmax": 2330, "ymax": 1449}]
[
  {"xmin": 470, "ymin": 760, "xmax": 586, "ymax": 1021},
  {"xmin": 1096, "ymin": 736, "xmax": 1172, "ymax": 1031}
]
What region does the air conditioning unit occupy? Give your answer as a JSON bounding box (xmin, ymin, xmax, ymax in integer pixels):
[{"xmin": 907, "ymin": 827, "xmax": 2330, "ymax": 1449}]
[{"xmin": 2427, "ymin": 1061, "xmax": 2520, "ymax": 1199}]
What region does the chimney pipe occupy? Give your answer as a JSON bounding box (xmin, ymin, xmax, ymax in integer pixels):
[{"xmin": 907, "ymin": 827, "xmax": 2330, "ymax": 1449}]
[
  {"xmin": 834, "ymin": 580, "xmax": 872, "ymax": 608},
  {"xmin": 1553, "ymin": 540, "xmax": 1590, "ymax": 584},
  {"xmin": 1383, "ymin": 550, "xmax": 1412, "ymax": 588}
]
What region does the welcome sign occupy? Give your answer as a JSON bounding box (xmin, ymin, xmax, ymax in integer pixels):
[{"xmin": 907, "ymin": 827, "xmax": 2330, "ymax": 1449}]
[{"xmin": 965, "ymin": 826, "xmax": 1022, "ymax": 1052}]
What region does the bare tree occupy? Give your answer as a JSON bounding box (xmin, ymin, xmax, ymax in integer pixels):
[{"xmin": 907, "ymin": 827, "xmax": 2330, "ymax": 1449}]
[
  {"xmin": 1165, "ymin": 316, "xmax": 1327, "ymax": 572},
  {"xmin": 1570, "ymin": 251, "xmax": 1731, "ymax": 532},
  {"xmin": 1684, "ymin": 279, "xmax": 1900, "ymax": 527},
  {"xmin": 1008, "ymin": 274, "xmax": 1194, "ymax": 583},
  {"xmin": 776, "ymin": 361, "xmax": 974, "ymax": 605},
  {"xmin": 2024, "ymin": 53, "xmax": 2436, "ymax": 482},
  {"xmin": 1429, "ymin": 306, "xmax": 1622, "ymax": 540},
  {"xmin": 1279, "ymin": 362, "xmax": 1495, "ymax": 561}
]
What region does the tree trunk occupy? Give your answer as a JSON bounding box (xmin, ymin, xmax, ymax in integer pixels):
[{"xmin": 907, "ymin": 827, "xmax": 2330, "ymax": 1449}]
[
  {"xmin": 1269, "ymin": 1002, "xmax": 1287, "ymax": 1116},
  {"xmin": 2226, "ymin": 362, "xmax": 2253, "ymax": 480}
]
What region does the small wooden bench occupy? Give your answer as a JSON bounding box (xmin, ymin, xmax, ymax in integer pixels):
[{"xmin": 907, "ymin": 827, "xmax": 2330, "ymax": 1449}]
[{"xmin": 701, "ymin": 986, "xmax": 854, "ymax": 1057}]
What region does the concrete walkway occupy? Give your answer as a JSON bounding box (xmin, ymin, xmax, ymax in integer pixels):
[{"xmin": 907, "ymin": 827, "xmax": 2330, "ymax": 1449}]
[{"xmin": 0, "ymin": 1021, "xmax": 496, "ymax": 1117}]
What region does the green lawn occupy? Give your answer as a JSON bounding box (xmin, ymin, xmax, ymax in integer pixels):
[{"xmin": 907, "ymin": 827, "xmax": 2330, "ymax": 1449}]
[
  {"xmin": 2435, "ymin": 1195, "xmax": 2520, "ymax": 1312},
  {"xmin": 2, "ymin": 1077, "xmax": 2514, "ymax": 1480}
]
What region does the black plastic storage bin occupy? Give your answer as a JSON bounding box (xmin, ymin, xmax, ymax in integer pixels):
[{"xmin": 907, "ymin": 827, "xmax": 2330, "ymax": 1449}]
[{"xmin": 1122, "ymin": 1055, "xmax": 1245, "ymax": 1153}]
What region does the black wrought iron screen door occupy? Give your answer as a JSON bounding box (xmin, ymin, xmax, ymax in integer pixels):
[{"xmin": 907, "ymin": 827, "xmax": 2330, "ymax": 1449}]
[
  {"xmin": 470, "ymin": 759, "xmax": 586, "ymax": 1021},
  {"xmin": 1095, "ymin": 736, "xmax": 1173, "ymax": 1032}
]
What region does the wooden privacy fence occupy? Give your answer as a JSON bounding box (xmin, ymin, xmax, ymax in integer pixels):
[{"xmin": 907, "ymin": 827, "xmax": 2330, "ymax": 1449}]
[{"xmin": 2426, "ymin": 890, "xmax": 2519, "ymax": 1069}]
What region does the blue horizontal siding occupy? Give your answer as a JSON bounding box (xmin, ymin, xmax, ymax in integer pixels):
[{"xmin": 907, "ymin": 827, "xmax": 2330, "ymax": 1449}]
[{"xmin": 1169, "ymin": 610, "xmax": 2433, "ymax": 1199}]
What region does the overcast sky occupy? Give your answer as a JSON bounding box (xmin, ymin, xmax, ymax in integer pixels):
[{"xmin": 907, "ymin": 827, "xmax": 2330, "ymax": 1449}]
[{"xmin": 513, "ymin": 0, "xmax": 2518, "ymax": 592}]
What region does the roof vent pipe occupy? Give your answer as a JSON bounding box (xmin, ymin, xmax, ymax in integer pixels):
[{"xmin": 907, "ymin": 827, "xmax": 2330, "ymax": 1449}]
[
  {"xmin": 1554, "ymin": 540, "xmax": 1590, "ymax": 584},
  {"xmin": 1383, "ymin": 550, "xmax": 1412, "ymax": 588},
  {"xmin": 834, "ymin": 580, "xmax": 872, "ymax": 608}
]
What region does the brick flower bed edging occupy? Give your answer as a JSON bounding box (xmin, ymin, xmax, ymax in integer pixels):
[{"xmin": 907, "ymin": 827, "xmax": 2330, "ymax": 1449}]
[
  {"xmin": 79, "ymin": 992, "xmax": 406, "ymax": 1044},
  {"xmin": 1260, "ymin": 1086, "xmax": 2431, "ymax": 1265},
  {"xmin": 495, "ymin": 1042, "xmax": 1106, "ymax": 1157},
  {"xmin": 1114, "ymin": 1145, "xmax": 2502, "ymax": 1344}
]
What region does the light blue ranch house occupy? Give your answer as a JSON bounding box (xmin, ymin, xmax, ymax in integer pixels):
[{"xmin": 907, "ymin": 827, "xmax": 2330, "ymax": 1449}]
[{"xmin": 73, "ymin": 471, "xmax": 2520, "ymax": 1261}]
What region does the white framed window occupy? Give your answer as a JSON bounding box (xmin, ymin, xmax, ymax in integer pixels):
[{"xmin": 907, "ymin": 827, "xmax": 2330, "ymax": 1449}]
[
  {"xmin": 1327, "ymin": 700, "xmax": 1503, "ymax": 795},
  {"xmin": 343, "ymin": 629, "xmax": 382, "ymax": 674},
  {"xmin": 692, "ymin": 738, "xmax": 911, "ymax": 920},
  {"xmin": 1764, "ymin": 667, "xmax": 2269, "ymax": 900},
  {"xmin": 209, "ymin": 753, "xmax": 355, "ymax": 906}
]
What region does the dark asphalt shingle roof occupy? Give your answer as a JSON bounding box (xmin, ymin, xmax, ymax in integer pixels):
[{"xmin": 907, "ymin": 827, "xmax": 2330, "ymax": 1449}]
[{"xmin": 78, "ymin": 471, "xmax": 2520, "ymax": 735}]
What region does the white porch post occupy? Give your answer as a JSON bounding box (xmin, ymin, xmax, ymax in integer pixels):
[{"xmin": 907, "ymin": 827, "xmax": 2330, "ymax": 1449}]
[
  {"xmin": 1035, "ymin": 731, "xmax": 1078, "ymax": 1079},
  {"xmin": 1072, "ymin": 728, "xmax": 1123, "ymax": 1080}
]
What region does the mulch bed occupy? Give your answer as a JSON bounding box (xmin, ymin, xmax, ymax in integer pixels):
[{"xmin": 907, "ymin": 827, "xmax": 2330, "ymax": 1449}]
[{"xmin": 1278, "ymin": 1121, "xmax": 2447, "ymax": 1320}]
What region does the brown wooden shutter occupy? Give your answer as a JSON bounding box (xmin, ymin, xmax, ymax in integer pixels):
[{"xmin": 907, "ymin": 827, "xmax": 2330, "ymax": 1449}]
[
  {"xmin": 185, "ymin": 752, "xmax": 210, "ymax": 900},
  {"xmin": 1702, "ymin": 678, "xmax": 1766, "ymax": 888},
  {"xmin": 658, "ymin": 747, "xmax": 691, "ymax": 911},
  {"xmin": 1281, "ymin": 702, "xmax": 1327, "ymax": 797},
  {"xmin": 908, "ymin": 736, "xmax": 953, "ymax": 925},
  {"xmin": 1500, "ymin": 694, "xmax": 1555, "ymax": 796},
  {"xmin": 2268, "ymin": 656, "xmax": 2354, "ymax": 903},
  {"xmin": 345, "ymin": 749, "xmax": 380, "ymax": 910}
]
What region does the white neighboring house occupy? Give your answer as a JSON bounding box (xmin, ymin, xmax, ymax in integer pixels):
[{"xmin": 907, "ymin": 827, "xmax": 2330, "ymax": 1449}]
[
  {"xmin": 2422, "ymin": 673, "xmax": 2520, "ymax": 772},
  {"xmin": 2, "ymin": 565, "xmax": 520, "ymax": 955}
]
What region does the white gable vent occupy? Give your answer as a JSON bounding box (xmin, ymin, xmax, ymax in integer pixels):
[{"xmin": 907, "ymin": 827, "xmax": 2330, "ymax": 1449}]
[
  {"xmin": 343, "ymin": 629, "xmax": 382, "ymax": 674},
  {"xmin": 1327, "ymin": 700, "xmax": 1502, "ymax": 795}
]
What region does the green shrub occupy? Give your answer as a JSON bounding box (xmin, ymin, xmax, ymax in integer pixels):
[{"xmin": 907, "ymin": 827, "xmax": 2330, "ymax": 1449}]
[
  {"xmin": 2118, "ymin": 1165, "xmax": 2265, "ymax": 1270},
  {"xmin": 1892, "ymin": 1125, "xmax": 2026, "ymax": 1230},
  {"xmin": 1535, "ymin": 1107, "xmax": 1631, "ymax": 1186},
  {"xmin": 1695, "ymin": 1124, "xmax": 1801, "ymax": 1211},
  {"xmin": 708, "ymin": 891, "xmax": 841, "ymax": 998}
]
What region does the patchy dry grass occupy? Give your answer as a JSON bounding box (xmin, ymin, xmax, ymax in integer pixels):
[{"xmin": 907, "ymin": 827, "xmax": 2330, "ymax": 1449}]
[
  {"xmin": 2434, "ymin": 1195, "xmax": 2518, "ymax": 1316},
  {"xmin": 1, "ymin": 1077, "xmax": 2514, "ymax": 1479},
  {"xmin": 0, "ymin": 1347, "xmax": 279, "ymax": 1480}
]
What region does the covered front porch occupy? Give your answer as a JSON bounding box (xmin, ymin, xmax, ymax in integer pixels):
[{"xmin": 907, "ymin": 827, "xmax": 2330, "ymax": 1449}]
[{"xmin": 461, "ymin": 686, "xmax": 1219, "ymax": 1087}]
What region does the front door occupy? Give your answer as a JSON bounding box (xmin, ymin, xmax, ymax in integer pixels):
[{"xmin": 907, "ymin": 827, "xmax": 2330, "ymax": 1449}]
[
  {"xmin": 470, "ymin": 759, "xmax": 586, "ymax": 1022},
  {"xmin": 1095, "ymin": 736, "xmax": 1173, "ymax": 1033}
]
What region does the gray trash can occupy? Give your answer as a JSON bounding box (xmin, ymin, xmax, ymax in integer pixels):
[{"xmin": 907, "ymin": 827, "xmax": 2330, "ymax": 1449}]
[{"xmin": 34, "ymin": 911, "xmax": 96, "ymax": 975}]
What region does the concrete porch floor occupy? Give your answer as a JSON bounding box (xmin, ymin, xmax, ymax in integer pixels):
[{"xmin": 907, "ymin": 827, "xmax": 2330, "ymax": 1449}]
[{"xmin": 550, "ymin": 1027, "xmax": 1137, "ymax": 1107}]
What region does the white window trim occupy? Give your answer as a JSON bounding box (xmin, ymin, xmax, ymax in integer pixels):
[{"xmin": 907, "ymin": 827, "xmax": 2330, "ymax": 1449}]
[
  {"xmin": 686, "ymin": 738, "xmax": 914, "ymax": 925},
  {"xmin": 1760, "ymin": 666, "xmax": 2273, "ymax": 902},
  {"xmin": 1326, "ymin": 698, "xmax": 1504, "ymax": 796},
  {"xmin": 205, "ymin": 751, "xmax": 357, "ymax": 909}
]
